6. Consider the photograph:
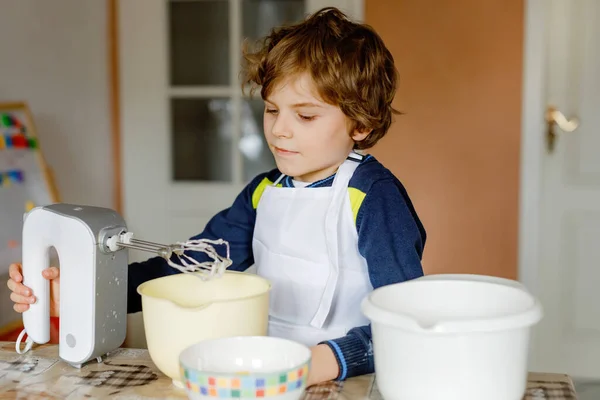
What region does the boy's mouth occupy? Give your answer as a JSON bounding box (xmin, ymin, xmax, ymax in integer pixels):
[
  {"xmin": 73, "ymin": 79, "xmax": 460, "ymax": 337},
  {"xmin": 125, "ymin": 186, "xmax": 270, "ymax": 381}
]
[{"xmin": 273, "ymin": 146, "xmax": 299, "ymax": 156}]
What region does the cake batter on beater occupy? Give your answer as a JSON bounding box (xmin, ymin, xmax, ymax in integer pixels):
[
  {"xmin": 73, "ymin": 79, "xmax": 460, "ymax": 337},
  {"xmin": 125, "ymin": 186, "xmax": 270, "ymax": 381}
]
[{"xmin": 8, "ymin": 7, "xmax": 426, "ymax": 387}]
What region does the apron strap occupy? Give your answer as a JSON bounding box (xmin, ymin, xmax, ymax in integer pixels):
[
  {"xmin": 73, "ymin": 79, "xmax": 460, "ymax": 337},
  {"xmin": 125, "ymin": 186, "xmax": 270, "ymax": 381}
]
[
  {"xmin": 346, "ymin": 151, "xmax": 364, "ymax": 163},
  {"xmin": 310, "ymin": 152, "xmax": 362, "ymax": 328},
  {"xmin": 272, "ymin": 173, "xmax": 286, "ymax": 186}
]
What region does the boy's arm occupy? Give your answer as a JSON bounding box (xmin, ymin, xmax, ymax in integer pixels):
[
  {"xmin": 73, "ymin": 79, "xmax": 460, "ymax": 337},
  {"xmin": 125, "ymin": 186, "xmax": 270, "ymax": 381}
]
[
  {"xmin": 127, "ymin": 172, "xmax": 272, "ymax": 313},
  {"xmin": 320, "ymin": 178, "xmax": 426, "ymax": 380}
]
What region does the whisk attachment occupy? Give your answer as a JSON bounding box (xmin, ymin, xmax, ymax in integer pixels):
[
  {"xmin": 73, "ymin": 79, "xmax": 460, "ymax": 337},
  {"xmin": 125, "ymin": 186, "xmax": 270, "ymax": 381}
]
[
  {"xmin": 163, "ymin": 238, "xmax": 233, "ymax": 279},
  {"xmin": 105, "ymin": 232, "xmax": 233, "ymax": 280}
]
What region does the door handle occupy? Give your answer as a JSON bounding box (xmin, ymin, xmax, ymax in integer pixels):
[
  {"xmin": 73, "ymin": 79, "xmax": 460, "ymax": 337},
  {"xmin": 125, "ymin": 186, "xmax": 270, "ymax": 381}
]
[{"xmin": 545, "ymin": 106, "xmax": 579, "ymax": 152}]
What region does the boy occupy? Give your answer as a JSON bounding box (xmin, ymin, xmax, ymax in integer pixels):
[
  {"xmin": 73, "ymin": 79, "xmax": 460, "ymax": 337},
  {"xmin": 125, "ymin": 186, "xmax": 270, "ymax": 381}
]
[{"xmin": 7, "ymin": 7, "xmax": 426, "ymax": 386}]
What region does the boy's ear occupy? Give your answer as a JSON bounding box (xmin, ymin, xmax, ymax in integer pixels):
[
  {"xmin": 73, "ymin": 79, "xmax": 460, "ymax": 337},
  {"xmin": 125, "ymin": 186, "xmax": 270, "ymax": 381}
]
[{"xmin": 351, "ymin": 128, "xmax": 372, "ymax": 143}]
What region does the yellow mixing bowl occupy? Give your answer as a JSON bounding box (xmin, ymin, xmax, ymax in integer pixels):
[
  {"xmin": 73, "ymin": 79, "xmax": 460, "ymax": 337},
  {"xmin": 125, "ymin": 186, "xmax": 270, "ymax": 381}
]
[{"xmin": 137, "ymin": 271, "xmax": 271, "ymax": 386}]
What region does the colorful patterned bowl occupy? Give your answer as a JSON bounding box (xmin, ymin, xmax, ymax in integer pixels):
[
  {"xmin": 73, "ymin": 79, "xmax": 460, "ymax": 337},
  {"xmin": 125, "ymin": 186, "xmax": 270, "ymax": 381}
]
[{"xmin": 179, "ymin": 336, "xmax": 311, "ymax": 400}]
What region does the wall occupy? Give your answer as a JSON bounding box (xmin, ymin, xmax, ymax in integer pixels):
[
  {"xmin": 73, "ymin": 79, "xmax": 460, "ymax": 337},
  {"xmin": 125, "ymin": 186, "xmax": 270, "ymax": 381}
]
[
  {"xmin": 366, "ymin": 0, "xmax": 524, "ymax": 279},
  {"xmin": 0, "ymin": 0, "xmax": 112, "ymax": 209},
  {"xmin": 0, "ymin": 0, "xmax": 111, "ymax": 327}
]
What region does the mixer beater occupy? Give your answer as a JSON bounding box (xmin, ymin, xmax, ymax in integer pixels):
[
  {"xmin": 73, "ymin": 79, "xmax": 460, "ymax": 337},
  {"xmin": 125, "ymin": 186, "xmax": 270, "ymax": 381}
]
[{"xmin": 104, "ymin": 232, "xmax": 233, "ymax": 280}]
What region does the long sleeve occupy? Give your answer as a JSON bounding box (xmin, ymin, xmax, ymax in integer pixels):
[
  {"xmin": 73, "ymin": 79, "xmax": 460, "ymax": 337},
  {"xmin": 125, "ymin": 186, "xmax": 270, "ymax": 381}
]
[
  {"xmin": 126, "ymin": 172, "xmax": 270, "ymax": 313},
  {"xmin": 322, "ymin": 178, "xmax": 426, "ymax": 380}
]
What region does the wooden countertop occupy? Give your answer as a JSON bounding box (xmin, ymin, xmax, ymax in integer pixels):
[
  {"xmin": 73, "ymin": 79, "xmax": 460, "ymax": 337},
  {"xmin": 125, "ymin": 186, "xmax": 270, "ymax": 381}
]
[{"xmin": 0, "ymin": 341, "xmax": 577, "ymax": 399}]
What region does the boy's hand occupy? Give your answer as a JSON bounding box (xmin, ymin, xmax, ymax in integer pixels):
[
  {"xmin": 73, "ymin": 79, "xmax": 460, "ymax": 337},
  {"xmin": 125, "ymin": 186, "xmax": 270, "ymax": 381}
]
[
  {"xmin": 306, "ymin": 344, "xmax": 340, "ymax": 387},
  {"xmin": 7, "ymin": 263, "xmax": 60, "ymax": 316}
]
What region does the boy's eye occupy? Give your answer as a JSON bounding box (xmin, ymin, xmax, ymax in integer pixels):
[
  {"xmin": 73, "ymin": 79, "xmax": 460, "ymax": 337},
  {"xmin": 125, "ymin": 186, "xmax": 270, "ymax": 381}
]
[
  {"xmin": 299, "ymin": 114, "xmax": 316, "ymax": 121},
  {"xmin": 265, "ymin": 108, "xmax": 278, "ymax": 115}
]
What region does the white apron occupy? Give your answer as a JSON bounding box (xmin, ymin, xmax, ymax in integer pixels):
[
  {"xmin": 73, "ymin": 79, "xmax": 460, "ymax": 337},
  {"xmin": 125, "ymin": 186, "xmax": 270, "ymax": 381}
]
[{"xmin": 252, "ymin": 152, "xmax": 373, "ymax": 347}]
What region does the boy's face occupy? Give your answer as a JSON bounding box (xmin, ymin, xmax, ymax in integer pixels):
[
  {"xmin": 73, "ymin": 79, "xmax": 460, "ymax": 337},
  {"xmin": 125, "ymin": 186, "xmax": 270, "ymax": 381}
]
[{"xmin": 263, "ymin": 73, "xmax": 368, "ymax": 182}]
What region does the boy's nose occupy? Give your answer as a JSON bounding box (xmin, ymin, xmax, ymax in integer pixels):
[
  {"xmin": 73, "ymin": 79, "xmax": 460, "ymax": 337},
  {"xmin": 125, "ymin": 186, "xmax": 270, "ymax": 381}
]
[{"xmin": 271, "ymin": 116, "xmax": 293, "ymax": 138}]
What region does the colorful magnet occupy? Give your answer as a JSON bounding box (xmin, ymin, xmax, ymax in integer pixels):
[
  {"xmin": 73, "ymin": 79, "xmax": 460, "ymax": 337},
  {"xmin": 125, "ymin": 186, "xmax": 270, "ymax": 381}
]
[
  {"xmin": 0, "ymin": 134, "xmax": 37, "ymax": 149},
  {"xmin": 11, "ymin": 134, "xmax": 27, "ymax": 148},
  {"xmin": 25, "ymin": 200, "xmax": 35, "ymax": 212},
  {"xmin": 8, "ymin": 170, "xmax": 24, "ymax": 183},
  {"xmin": 0, "ymin": 113, "xmax": 11, "ymax": 127},
  {"xmin": 0, "ymin": 173, "xmax": 9, "ymax": 187},
  {"xmin": 0, "ymin": 170, "xmax": 25, "ymax": 186},
  {"xmin": 0, "ymin": 113, "xmax": 23, "ymax": 129}
]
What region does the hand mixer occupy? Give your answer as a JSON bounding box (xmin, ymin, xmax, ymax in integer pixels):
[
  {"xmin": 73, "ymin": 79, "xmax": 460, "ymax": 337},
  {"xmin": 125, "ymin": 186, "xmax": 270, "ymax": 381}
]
[{"xmin": 15, "ymin": 203, "xmax": 233, "ymax": 368}]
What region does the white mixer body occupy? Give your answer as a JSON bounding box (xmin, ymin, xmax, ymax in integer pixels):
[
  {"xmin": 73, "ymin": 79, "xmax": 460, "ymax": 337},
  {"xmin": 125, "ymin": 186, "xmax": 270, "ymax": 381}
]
[{"xmin": 21, "ymin": 204, "xmax": 129, "ymax": 367}]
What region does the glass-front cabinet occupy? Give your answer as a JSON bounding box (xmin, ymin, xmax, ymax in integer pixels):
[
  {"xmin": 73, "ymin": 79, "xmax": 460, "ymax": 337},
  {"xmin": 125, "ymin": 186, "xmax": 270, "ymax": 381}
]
[{"xmin": 119, "ymin": 0, "xmax": 363, "ymax": 259}]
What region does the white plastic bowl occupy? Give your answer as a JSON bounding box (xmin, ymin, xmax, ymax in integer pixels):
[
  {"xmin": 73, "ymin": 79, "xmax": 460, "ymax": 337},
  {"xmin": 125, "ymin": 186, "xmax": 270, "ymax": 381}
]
[
  {"xmin": 179, "ymin": 336, "xmax": 311, "ymax": 400},
  {"xmin": 362, "ymin": 274, "xmax": 543, "ymax": 400}
]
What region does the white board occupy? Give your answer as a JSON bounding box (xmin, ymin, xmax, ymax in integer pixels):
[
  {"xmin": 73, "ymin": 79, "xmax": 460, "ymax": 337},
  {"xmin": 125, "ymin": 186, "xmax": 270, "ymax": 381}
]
[{"xmin": 0, "ymin": 102, "xmax": 59, "ymax": 276}]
